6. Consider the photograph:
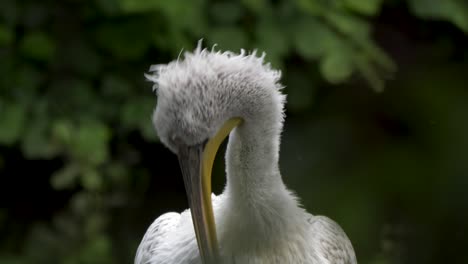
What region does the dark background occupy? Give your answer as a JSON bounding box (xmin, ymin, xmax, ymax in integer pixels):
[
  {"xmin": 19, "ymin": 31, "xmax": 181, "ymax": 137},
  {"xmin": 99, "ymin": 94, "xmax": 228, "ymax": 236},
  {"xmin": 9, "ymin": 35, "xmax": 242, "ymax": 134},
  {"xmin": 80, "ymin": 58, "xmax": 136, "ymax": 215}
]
[{"xmin": 1, "ymin": 0, "xmax": 467, "ymax": 263}]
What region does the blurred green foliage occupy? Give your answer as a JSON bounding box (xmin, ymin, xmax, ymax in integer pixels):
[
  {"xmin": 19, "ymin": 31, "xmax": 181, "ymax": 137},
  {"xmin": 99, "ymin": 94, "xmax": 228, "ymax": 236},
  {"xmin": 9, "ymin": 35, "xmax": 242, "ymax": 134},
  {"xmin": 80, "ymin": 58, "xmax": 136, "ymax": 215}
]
[{"xmin": 0, "ymin": 0, "xmax": 467, "ymax": 263}]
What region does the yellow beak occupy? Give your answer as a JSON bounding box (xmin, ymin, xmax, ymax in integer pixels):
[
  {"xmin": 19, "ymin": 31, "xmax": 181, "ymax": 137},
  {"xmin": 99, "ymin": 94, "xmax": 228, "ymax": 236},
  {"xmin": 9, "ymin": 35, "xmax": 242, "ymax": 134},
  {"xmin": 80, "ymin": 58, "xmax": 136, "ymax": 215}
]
[{"xmin": 178, "ymin": 117, "xmax": 242, "ymax": 263}]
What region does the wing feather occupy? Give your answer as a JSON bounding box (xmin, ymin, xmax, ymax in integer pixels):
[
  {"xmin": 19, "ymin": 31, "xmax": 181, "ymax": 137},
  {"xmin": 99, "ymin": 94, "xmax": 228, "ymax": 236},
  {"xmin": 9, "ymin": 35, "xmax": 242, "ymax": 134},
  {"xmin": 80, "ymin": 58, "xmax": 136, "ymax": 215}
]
[
  {"xmin": 135, "ymin": 212, "xmax": 181, "ymax": 264},
  {"xmin": 308, "ymin": 215, "xmax": 357, "ymax": 264}
]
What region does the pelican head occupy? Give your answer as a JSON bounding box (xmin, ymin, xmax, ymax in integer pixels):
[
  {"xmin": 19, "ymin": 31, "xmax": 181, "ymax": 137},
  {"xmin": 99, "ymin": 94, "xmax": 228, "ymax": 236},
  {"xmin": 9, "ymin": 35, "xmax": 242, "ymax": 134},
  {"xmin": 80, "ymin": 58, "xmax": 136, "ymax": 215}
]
[{"xmin": 145, "ymin": 42, "xmax": 284, "ymax": 263}]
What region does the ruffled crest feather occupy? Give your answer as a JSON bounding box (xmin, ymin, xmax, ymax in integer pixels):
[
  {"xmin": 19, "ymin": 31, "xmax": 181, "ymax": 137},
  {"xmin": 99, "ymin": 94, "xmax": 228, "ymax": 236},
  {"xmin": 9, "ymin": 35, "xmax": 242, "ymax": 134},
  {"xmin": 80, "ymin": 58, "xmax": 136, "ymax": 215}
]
[{"xmin": 145, "ymin": 40, "xmax": 282, "ymax": 94}]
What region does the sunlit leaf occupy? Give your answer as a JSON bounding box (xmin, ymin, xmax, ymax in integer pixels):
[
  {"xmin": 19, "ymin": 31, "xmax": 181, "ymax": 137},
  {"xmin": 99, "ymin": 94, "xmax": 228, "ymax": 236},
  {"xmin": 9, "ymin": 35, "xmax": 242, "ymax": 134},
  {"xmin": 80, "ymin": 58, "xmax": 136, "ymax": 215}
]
[
  {"xmin": 52, "ymin": 119, "xmax": 73, "ymax": 144},
  {"xmin": 241, "ymin": 0, "xmax": 267, "ymax": 13},
  {"xmin": 296, "ymin": 0, "xmax": 325, "ymax": 15},
  {"xmin": 320, "ymin": 49, "xmax": 354, "ymax": 84},
  {"xmin": 71, "ymin": 121, "xmax": 111, "ymax": 165},
  {"xmin": 325, "ymin": 11, "xmax": 370, "ymax": 39},
  {"xmin": 343, "ymin": 0, "xmax": 383, "ymax": 16},
  {"xmin": 408, "ymin": 0, "xmax": 468, "ymax": 32},
  {"xmin": 292, "ymin": 16, "xmax": 337, "ymax": 59}
]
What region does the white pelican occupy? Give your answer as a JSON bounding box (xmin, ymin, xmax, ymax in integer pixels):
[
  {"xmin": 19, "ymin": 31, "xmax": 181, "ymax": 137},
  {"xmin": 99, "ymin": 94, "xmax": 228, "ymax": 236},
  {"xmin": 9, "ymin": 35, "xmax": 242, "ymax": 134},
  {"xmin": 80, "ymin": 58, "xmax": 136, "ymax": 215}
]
[{"xmin": 136, "ymin": 42, "xmax": 357, "ymax": 264}]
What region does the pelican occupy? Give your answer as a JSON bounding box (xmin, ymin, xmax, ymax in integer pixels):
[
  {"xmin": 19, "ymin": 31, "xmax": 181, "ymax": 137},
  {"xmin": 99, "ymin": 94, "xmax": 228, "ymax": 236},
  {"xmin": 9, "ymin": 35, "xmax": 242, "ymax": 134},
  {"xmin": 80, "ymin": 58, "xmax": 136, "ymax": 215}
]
[{"xmin": 136, "ymin": 42, "xmax": 357, "ymax": 264}]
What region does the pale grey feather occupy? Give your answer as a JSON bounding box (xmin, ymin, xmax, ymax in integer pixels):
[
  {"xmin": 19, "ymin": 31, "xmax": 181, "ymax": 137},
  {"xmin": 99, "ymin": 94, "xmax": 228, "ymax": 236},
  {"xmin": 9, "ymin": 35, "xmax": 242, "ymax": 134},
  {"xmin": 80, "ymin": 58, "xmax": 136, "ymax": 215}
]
[{"xmin": 307, "ymin": 215, "xmax": 357, "ymax": 264}]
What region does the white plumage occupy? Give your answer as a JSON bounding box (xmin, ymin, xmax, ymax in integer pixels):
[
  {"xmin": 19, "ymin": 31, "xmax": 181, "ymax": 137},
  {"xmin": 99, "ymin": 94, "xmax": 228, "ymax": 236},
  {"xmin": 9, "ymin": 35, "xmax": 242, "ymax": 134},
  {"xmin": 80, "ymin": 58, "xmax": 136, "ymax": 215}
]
[{"xmin": 136, "ymin": 43, "xmax": 357, "ymax": 264}]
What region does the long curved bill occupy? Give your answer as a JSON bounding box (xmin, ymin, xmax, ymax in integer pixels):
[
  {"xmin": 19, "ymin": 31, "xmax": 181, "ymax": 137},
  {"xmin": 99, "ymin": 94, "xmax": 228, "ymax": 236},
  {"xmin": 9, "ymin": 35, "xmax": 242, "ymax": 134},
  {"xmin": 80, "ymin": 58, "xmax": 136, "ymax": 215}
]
[{"xmin": 177, "ymin": 118, "xmax": 242, "ymax": 264}]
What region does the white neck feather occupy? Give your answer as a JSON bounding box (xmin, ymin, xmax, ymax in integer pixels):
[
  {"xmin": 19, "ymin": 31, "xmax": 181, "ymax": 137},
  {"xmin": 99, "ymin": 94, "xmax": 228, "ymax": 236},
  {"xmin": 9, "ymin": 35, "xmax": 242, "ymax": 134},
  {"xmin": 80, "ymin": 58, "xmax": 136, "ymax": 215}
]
[
  {"xmin": 225, "ymin": 118, "xmax": 283, "ymax": 203},
  {"xmin": 216, "ymin": 93, "xmax": 306, "ymax": 254}
]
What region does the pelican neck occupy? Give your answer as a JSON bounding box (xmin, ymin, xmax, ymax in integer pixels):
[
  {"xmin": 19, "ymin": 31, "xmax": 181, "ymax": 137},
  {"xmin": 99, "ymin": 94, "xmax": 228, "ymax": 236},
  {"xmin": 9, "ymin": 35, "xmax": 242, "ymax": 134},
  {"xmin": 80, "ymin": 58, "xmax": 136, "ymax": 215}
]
[
  {"xmin": 224, "ymin": 116, "xmax": 285, "ymax": 204},
  {"xmin": 218, "ymin": 114, "xmax": 306, "ymax": 249}
]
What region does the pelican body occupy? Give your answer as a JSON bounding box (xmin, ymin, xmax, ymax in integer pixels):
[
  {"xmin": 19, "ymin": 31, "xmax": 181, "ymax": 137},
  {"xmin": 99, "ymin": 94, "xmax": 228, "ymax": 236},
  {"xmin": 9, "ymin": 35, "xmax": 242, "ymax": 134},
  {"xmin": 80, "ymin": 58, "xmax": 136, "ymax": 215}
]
[{"xmin": 136, "ymin": 43, "xmax": 357, "ymax": 264}]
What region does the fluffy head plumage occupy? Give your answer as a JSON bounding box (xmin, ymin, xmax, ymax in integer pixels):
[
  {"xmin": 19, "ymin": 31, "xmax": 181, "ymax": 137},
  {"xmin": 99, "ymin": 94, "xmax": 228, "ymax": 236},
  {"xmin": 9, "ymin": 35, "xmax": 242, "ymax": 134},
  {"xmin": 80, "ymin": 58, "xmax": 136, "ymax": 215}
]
[{"xmin": 146, "ymin": 41, "xmax": 286, "ymax": 153}]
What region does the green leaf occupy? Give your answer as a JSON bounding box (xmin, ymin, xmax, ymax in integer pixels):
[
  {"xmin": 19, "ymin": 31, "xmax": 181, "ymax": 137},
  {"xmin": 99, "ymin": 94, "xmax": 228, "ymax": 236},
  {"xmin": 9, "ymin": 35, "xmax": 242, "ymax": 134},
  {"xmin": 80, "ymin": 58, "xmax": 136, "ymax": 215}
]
[
  {"xmin": 100, "ymin": 74, "xmax": 131, "ymax": 99},
  {"xmin": 22, "ymin": 114, "xmax": 59, "ymax": 159},
  {"xmin": 121, "ymin": 97, "xmax": 152, "ymax": 127},
  {"xmin": 0, "ymin": 0, "xmax": 19, "ymax": 25},
  {"xmin": 0, "ymin": 255, "xmax": 27, "ymax": 264},
  {"xmin": 140, "ymin": 116, "xmax": 157, "ymax": 141},
  {"xmin": 118, "ymin": 0, "xmax": 205, "ymax": 31},
  {"xmin": 71, "ymin": 121, "xmax": 111, "ymax": 165},
  {"xmin": 0, "ymin": 24, "xmax": 13, "ymax": 45},
  {"xmin": 20, "ymin": 32, "xmax": 55, "ymax": 61},
  {"xmin": 85, "ymin": 213, "xmax": 107, "ymax": 236},
  {"xmin": 292, "ymin": 17, "xmax": 338, "ymax": 59},
  {"xmin": 52, "ymin": 119, "xmax": 73, "ymax": 144},
  {"xmin": 241, "ymin": 0, "xmax": 267, "ymax": 13},
  {"xmin": 48, "ymin": 79, "xmax": 99, "ymax": 118},
  {"xmin": 354, "ymin": 38, "xmax": 396, "ymax": 75},
  {"xmin": 320, "ymin": 49, "xmax": 354, "ymax": 84},
  {"xmin": 408, "ymin": 0, "xmax": 468, "ymax": 33},
  {"xmin": 106, "ymin": 162, "xmax": 127, "ymax": 184},
  {"xmin": 208, "ymin": 27, "xmax": 248, "ymax": 52},
  {"xmin": 121, "ymin": 97, "xmax": 156, "ymax": 140},
  {"xmin": 66, "ymin": 42, "xmax": 101, "ymax": 77},
  {"xmin": 211, "ymin": 2, "xmax": 243, "ymax": 24},
  {"xmin": 296, "ymin": 0, "xmax": 325, "ymax": 15},
  {"xmin": 15, "ymin": 65, "xmax": 42, "ymax": 94},
  {"xmin": 255, "ymin": 18, "xmax": 289, "ymax": 68},
  {"xmin": 20, "ymin": 99, "xmax": 59, "ymax": 158},
  {"xmin": 95, "ymin": 19, "xmax": 152, "ymax": 60},
  {"xmin": 354, "ymin": 53, "xmax": 385, "ymax": 92},
  {"xmin": 70, "ymin": 192, "xmax": 90, "ymax": 215},
  {"xmin": 0, "ymin": 102, "xmax": 27, "ymax": 145},
  {"xmin": 96, "ymin": 0, "xmax": 121, "ymax": 15},
  {"xmin": 51, "ymin": 164, "xmax": 80, "ymax": 190},
  {"xmin": 78, "ymin": 235, "xmax": 113, "ymax": 264},
  {"xmin": 325, "ymin": 11, "xmax": 370, "ymax": 39},
  {"xmin": 81, "ymin": 168, "xmax": 103, "ymax": 191},
  {"xmin": 117, "ymin": 0, "xmax": 160, "ymax": 13},
  {"xmin": 343, "ymin": 0, "xmax": 383, "ymax": 16},
  {"xmin": 318, "ymin": 10, "xmax": 395, "ymax": 90}
]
